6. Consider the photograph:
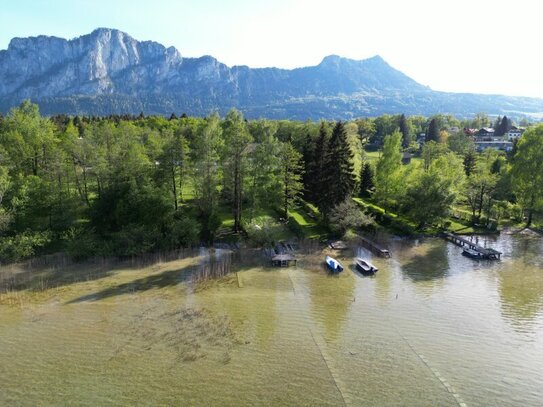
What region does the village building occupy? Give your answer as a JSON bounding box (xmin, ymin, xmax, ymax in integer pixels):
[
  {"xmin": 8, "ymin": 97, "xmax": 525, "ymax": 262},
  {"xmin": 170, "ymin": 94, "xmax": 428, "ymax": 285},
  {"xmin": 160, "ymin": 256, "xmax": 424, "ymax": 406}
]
[
  {"xmin": 505, "ymin": 126, "xmax": 525, "ymax": 141},
  {"xmin": 474, "ymin": 140, "xmax": 513, "ymax": 152},
  {"xmin": 475, "ymin": 127, "xmax": 496, "ymax": 141}
]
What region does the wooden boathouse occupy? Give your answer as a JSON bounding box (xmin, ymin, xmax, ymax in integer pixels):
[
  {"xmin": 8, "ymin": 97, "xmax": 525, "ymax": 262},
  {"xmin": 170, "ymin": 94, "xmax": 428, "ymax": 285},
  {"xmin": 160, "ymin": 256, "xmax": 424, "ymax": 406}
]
[
  {"xmin": 271, "ymin": 254, "xmax": 297, "ymax": 267},
  {"xmin": 443, "ymin": 233, "xmax": 502, "ymax": 260}
]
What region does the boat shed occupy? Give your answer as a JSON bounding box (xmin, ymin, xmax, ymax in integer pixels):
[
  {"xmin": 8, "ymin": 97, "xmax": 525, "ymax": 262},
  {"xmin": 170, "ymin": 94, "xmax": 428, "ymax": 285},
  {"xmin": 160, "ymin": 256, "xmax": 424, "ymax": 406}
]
[{"xmin": 271, "ymin": 254, "xmax": 297, "ymax": 267}]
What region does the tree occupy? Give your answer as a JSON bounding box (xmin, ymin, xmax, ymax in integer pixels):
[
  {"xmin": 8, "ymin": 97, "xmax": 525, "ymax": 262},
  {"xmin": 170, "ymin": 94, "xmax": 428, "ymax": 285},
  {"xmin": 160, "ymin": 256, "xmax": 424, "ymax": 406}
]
[
  {"xmin": 372, "ymin": 115, "xmax": 399, "ymax": 145},
  {"xmin": 359, "ymin": 162, "xmax": 375, "ymax": 198},
  {"xmin": 1, "ymin": 100, "xmax": 56, "ymax": 176},
  {"xmin": 309, "ymin": 122, "xmax": 330, "ymax": 208},
  {"xmin": 248, "ymin": 133, "xmax": 282, "ymax": 216},
  {"xmin": 192, "ymin": 113, "xmax": 223, "ymax": 241},
  {"xmin": 403, "ymin": 153, "xmax": 465, "ymax": 228},
  {"xmin": 221, "ymin": 109, "xmax": 253, "ymax": 233},
  {"xmin": 426, "ymin": 118, "xmax": 440, "ymax": 143},
  {"xmin": 448, "ymin": 132, "xmax": 474, "ymax": 155},
  {"xmin": 0, "ymin": 164, "xmax": 11, "ymax": 233},
  {"xmin": 465, "ymin": 151, "xmax": 500, "ymax": 222},
  {"xmin": 156, "ymin": 128, "xmax": 189, "ymax": 210},
  {"xmin": 399, "ymin": 114, "xmax": 411, "ymax": 148},
  {"xmin": 355, "ymin": 118, "xmax": 376, "ymax": 144},
  {"xmin": 374, "ymin": 131, "xmax": 403, "ymax": 210},
  {"xmin": 421, "ymin": 141, "xmax": 448, "ymax": 170},
  {"xmin": 280, "ymin": 142, "xmax": 304, "ymax": 218},
  {"xmin": 329, "ymin": 198, "xmax": 373, "ymax": 235},
  {"xmin": 463, "ymin": 148, "xmax": 477, "ymax": 176},
  {"xmin": 511, "ymin": 125, "xmax": 543, "ymax": 226},
  {"xmin": 495, "ymin": 115, "xmax": 511, "ymax": 138},
  {"xmin": 344, "ymin": 122, "xmax": 363, "ymax": 182},
  {"xmin": 320, "ymin": 122, "xmax": 356, "ymax": 215}
]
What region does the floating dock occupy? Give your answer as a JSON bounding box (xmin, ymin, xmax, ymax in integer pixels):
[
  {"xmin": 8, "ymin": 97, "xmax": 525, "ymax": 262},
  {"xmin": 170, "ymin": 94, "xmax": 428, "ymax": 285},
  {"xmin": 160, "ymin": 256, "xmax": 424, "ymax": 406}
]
[
  {"xmin": 443, "ymin": 233, "xmax": 502, "ymax": 260},
  {"xmin": 358, "ymin": 236, "xmax": 391, "ymax": 258}
]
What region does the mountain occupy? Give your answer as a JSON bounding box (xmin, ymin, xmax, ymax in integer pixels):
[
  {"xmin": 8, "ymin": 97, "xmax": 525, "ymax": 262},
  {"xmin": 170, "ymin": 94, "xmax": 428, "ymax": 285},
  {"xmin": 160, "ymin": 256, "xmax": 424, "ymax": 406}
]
[{"xmin": 1, "ymin": 28, "xmax": 542, "ymax": 119}]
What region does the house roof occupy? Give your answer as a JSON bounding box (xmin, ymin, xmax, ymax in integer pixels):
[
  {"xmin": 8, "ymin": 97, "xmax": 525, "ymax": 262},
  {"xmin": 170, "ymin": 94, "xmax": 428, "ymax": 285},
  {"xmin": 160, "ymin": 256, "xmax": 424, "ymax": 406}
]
[{"xmin": 479, "ymin": 127, "xmax": 495, "ymax": 133}]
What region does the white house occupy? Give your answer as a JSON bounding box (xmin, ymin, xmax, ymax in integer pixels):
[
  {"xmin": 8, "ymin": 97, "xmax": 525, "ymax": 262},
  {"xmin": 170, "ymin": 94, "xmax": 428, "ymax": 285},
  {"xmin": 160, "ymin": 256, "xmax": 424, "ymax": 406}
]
[{"xmin": 506, "ymin": 127, "xmax": 525, "ymax": 141}]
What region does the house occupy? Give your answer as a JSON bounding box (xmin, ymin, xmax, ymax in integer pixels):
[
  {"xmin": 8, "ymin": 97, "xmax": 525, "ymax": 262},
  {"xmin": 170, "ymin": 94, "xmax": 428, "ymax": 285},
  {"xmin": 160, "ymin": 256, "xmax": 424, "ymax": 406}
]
[
  {"xmin": 474, "ymin": 140, "xmax": 513, "ymax": 152},
  {"xmin": 506, "ymin": 126, "xmax": 525, "ymax": 141},
  {"xmin": 475, "ymin": 127, "xmax": 496, "ymax": 141},
  {"xmin": 463, "ymin": 128, "xmax": 478, "ymax": 136},
  {"xmin": 402, "ymin": 152, "xmax": 412, "ymax": 165}
]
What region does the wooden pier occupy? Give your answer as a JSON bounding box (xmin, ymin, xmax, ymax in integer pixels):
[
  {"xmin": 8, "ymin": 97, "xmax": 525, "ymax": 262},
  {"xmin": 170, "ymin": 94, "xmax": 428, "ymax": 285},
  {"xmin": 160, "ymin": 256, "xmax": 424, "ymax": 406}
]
[
  {"xmin": 443, "ymin": 233, "xmax": 502, "ymax": 260},
  {"xmin": 358, "ymin": 236, "xmax": 391, "ymax": 258}
]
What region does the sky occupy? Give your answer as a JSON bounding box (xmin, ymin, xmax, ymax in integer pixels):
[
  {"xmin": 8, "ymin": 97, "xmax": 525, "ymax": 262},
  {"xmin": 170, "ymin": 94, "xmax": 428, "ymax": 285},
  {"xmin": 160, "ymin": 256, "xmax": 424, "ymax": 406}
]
[{"xmin": 1, "ymin": 0, "xmax": 542, "ymax": 97}]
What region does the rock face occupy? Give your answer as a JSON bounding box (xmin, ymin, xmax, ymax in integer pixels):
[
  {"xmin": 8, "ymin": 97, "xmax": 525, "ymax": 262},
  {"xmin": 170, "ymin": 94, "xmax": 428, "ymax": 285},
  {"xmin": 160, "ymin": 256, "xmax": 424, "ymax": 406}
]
[{"xmin": 1, "ymin": 28, "xmax": 542, "ymax": 119}]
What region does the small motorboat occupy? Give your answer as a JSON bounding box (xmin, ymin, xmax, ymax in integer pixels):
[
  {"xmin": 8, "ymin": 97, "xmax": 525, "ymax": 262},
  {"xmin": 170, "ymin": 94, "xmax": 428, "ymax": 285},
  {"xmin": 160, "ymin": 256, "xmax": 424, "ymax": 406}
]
[
  {"xmin": 325, "ymin": 255, "xmax": 344, "ymax": 273},
  {"xmin": 355, "ymin": 258, "xmax": 378, "ymax": 274},
  {"xmin": 462, "ymin": 248, "xmax": 483, "ymax": 259}
]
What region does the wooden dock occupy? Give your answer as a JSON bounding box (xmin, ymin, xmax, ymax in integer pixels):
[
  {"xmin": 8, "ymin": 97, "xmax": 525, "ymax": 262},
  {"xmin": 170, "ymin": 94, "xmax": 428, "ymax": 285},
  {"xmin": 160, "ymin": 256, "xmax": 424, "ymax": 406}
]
[
  {"xmin": 443, "ymin": 233, "xmax": 502, "ymax": 260},
  {"xmin": 358, "ymin": 236, "xmax": 391, "ymax": 258}
]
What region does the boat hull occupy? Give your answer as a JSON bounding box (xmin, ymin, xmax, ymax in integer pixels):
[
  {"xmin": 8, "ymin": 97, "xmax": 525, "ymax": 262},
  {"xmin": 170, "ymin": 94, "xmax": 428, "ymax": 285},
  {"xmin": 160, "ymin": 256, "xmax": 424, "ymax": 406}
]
[
  {"xmin": 325, "ymin": 255, "xmax": 344, "ymax": 273},
  {"xmin": 355, "ymin": 258, "xmax": 378, "ymax": 274}
]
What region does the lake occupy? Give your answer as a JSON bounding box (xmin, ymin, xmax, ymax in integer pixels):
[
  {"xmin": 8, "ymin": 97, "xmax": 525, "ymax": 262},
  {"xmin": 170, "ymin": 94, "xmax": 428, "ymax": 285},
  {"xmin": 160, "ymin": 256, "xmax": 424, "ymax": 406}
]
[{"xmin": 1, "ymin": 232, "xmax": 542, "ymax": 406}]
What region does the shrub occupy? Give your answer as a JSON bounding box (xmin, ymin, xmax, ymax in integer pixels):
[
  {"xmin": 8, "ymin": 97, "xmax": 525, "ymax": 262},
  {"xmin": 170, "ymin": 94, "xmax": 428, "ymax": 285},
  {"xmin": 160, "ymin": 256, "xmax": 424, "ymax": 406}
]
[
  {"xmin": 0, "ymin": 231, "xmax": 52, "ymax": 263},
  {"xmin": 244, "ymin": 217, "xmax": 282, "ymax": 246}
]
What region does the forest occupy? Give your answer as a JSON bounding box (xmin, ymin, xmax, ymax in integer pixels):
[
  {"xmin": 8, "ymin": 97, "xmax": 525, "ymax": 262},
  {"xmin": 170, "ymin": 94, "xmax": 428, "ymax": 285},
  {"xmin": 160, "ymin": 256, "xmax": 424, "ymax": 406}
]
[{"xmin": 0, "ymin": 101, "xmax": 542, "ymax": 263}]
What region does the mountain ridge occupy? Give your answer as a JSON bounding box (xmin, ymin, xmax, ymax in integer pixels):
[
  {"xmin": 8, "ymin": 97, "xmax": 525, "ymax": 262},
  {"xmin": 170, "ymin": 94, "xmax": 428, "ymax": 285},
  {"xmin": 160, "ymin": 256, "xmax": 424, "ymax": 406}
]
[{"xmin": 1, "ymin": 28, "xmax": 542, "ymax": 119}]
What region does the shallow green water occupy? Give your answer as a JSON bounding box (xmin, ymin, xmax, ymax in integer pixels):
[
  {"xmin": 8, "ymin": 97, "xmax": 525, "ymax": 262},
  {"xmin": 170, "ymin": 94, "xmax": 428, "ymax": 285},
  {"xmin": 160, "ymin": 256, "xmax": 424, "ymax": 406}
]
[{"xmin": 1, "ymin": 233, "xmax": 543, "ymax": 406}]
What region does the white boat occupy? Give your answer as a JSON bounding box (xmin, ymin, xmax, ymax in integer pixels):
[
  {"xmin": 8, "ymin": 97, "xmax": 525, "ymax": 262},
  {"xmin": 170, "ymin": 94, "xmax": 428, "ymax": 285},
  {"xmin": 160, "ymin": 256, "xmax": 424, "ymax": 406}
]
[
  {"xmin": 325, "ymin": 255, "xmax": 344, "ymax": 273},
  {"xmin": 355, "ymin": 258, "xmax": 378, "ymax": 274}
]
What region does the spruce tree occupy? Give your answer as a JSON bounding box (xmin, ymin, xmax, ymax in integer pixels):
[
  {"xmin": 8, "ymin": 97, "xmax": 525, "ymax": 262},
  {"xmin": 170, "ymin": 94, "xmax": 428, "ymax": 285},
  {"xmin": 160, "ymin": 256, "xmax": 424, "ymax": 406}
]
[
  {"xmin": 302, "ymin": 132, "xmax": 314, "ymax": 201},
  {"xmin": 426, "ymin": 118, "xmax": 439, "ymax": 143},
  {"xmin": 493, "ymin": 115, "xmax": 502, "ymax": 131},
  {"xmin": 320, "ymin": 121, "xmax": 355, "ymax": 215},
  {"xmin": 496, "ymin": 115, "xmax": 510, "ymax": 138},
  {"xmin": 399, "ymin": 114, "xmax": 410, "ymax": 148},
  {"xmin": 463, "ymin": 148, "xmax": 477, "ymax": 176},
  {"xmin": 359, "ymin": 162, "xmax": 375, "ymax": 198},
  {"xmin": 310, "ymin": 123, "xmax": 329, "ymax": 209}
]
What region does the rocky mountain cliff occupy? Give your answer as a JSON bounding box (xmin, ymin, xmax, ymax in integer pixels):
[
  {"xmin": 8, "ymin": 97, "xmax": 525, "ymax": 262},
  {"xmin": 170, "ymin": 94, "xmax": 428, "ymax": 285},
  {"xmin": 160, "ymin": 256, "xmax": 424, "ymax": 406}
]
[{"xmin": 1, "ymin": 28, "xmax": 542, "ymax": 119}]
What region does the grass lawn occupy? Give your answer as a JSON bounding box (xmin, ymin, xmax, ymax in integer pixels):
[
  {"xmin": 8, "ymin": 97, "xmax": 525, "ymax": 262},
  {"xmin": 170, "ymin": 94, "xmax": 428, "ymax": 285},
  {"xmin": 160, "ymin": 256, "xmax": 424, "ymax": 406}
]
[{"xmin": 289, "ymin": 206, "xmax": 328, "ymax": 240}]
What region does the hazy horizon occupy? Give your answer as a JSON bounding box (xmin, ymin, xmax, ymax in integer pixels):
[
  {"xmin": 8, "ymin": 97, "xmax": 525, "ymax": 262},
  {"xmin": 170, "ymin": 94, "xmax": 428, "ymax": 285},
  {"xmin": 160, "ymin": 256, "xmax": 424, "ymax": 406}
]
[{"xmin": 2, "ymin": 0, "xmax": 542, "ymax": 98}]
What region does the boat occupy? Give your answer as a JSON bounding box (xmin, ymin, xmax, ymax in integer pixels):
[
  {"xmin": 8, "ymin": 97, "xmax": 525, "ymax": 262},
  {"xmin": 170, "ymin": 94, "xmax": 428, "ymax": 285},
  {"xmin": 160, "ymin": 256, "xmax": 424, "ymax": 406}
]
[
  {"xmin": 355, "ymin": 258, "xmax": 378, "ymax": 274},
  {"xmin": 325, "ymin": 255, "xmax": 344, "ymax": 273},
  {"xmin": 462, "ymin": 248, "xmax": 484, "ymax": 259}
]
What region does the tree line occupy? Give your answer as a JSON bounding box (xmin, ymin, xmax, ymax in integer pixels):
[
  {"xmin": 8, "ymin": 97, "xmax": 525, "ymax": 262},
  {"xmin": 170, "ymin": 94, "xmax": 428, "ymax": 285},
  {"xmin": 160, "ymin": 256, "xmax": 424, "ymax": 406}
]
[{"xmin": 0, "ymin": 101, "xmax": 541, "ymax": 262}]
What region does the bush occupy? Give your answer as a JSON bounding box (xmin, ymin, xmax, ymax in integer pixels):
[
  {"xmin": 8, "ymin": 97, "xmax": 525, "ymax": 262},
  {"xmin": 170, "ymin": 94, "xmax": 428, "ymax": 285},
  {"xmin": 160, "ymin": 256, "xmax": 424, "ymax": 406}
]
[
  {"xmin": 169, "ymin": 215, "xmax": 201, "ymax": 247},
  {"xmin": 0, "ymin": 231, "xmax": 52, "ymax": 263},
  {"xmin": 63, "ymin": 227, "xmax": 103, "ymax": 261},
  {"xmin": 244, "ymin": 217, "xmax": 282, "ymax": 246}
]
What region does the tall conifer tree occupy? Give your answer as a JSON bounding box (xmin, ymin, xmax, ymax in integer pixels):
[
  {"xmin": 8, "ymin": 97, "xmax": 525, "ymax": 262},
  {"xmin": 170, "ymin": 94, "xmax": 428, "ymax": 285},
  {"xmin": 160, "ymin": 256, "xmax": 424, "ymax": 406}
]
[
  {"xmin": 359, "ymin": 162, "xmax": 375, "ymax": 197},
  {"xmin": 320, "ymin": 121, "xmax": 355, "ymax": 214},
  {"xmin": 309, "ymin": 122, "xmax": 329, "ymax": 208},
  {"xmin": 399, "ymin": 114, "xmax": 410, "ymax": 148},
  {"xmin": 426, "ymin": 118, "xmax": 439, "ymax": 143}
]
